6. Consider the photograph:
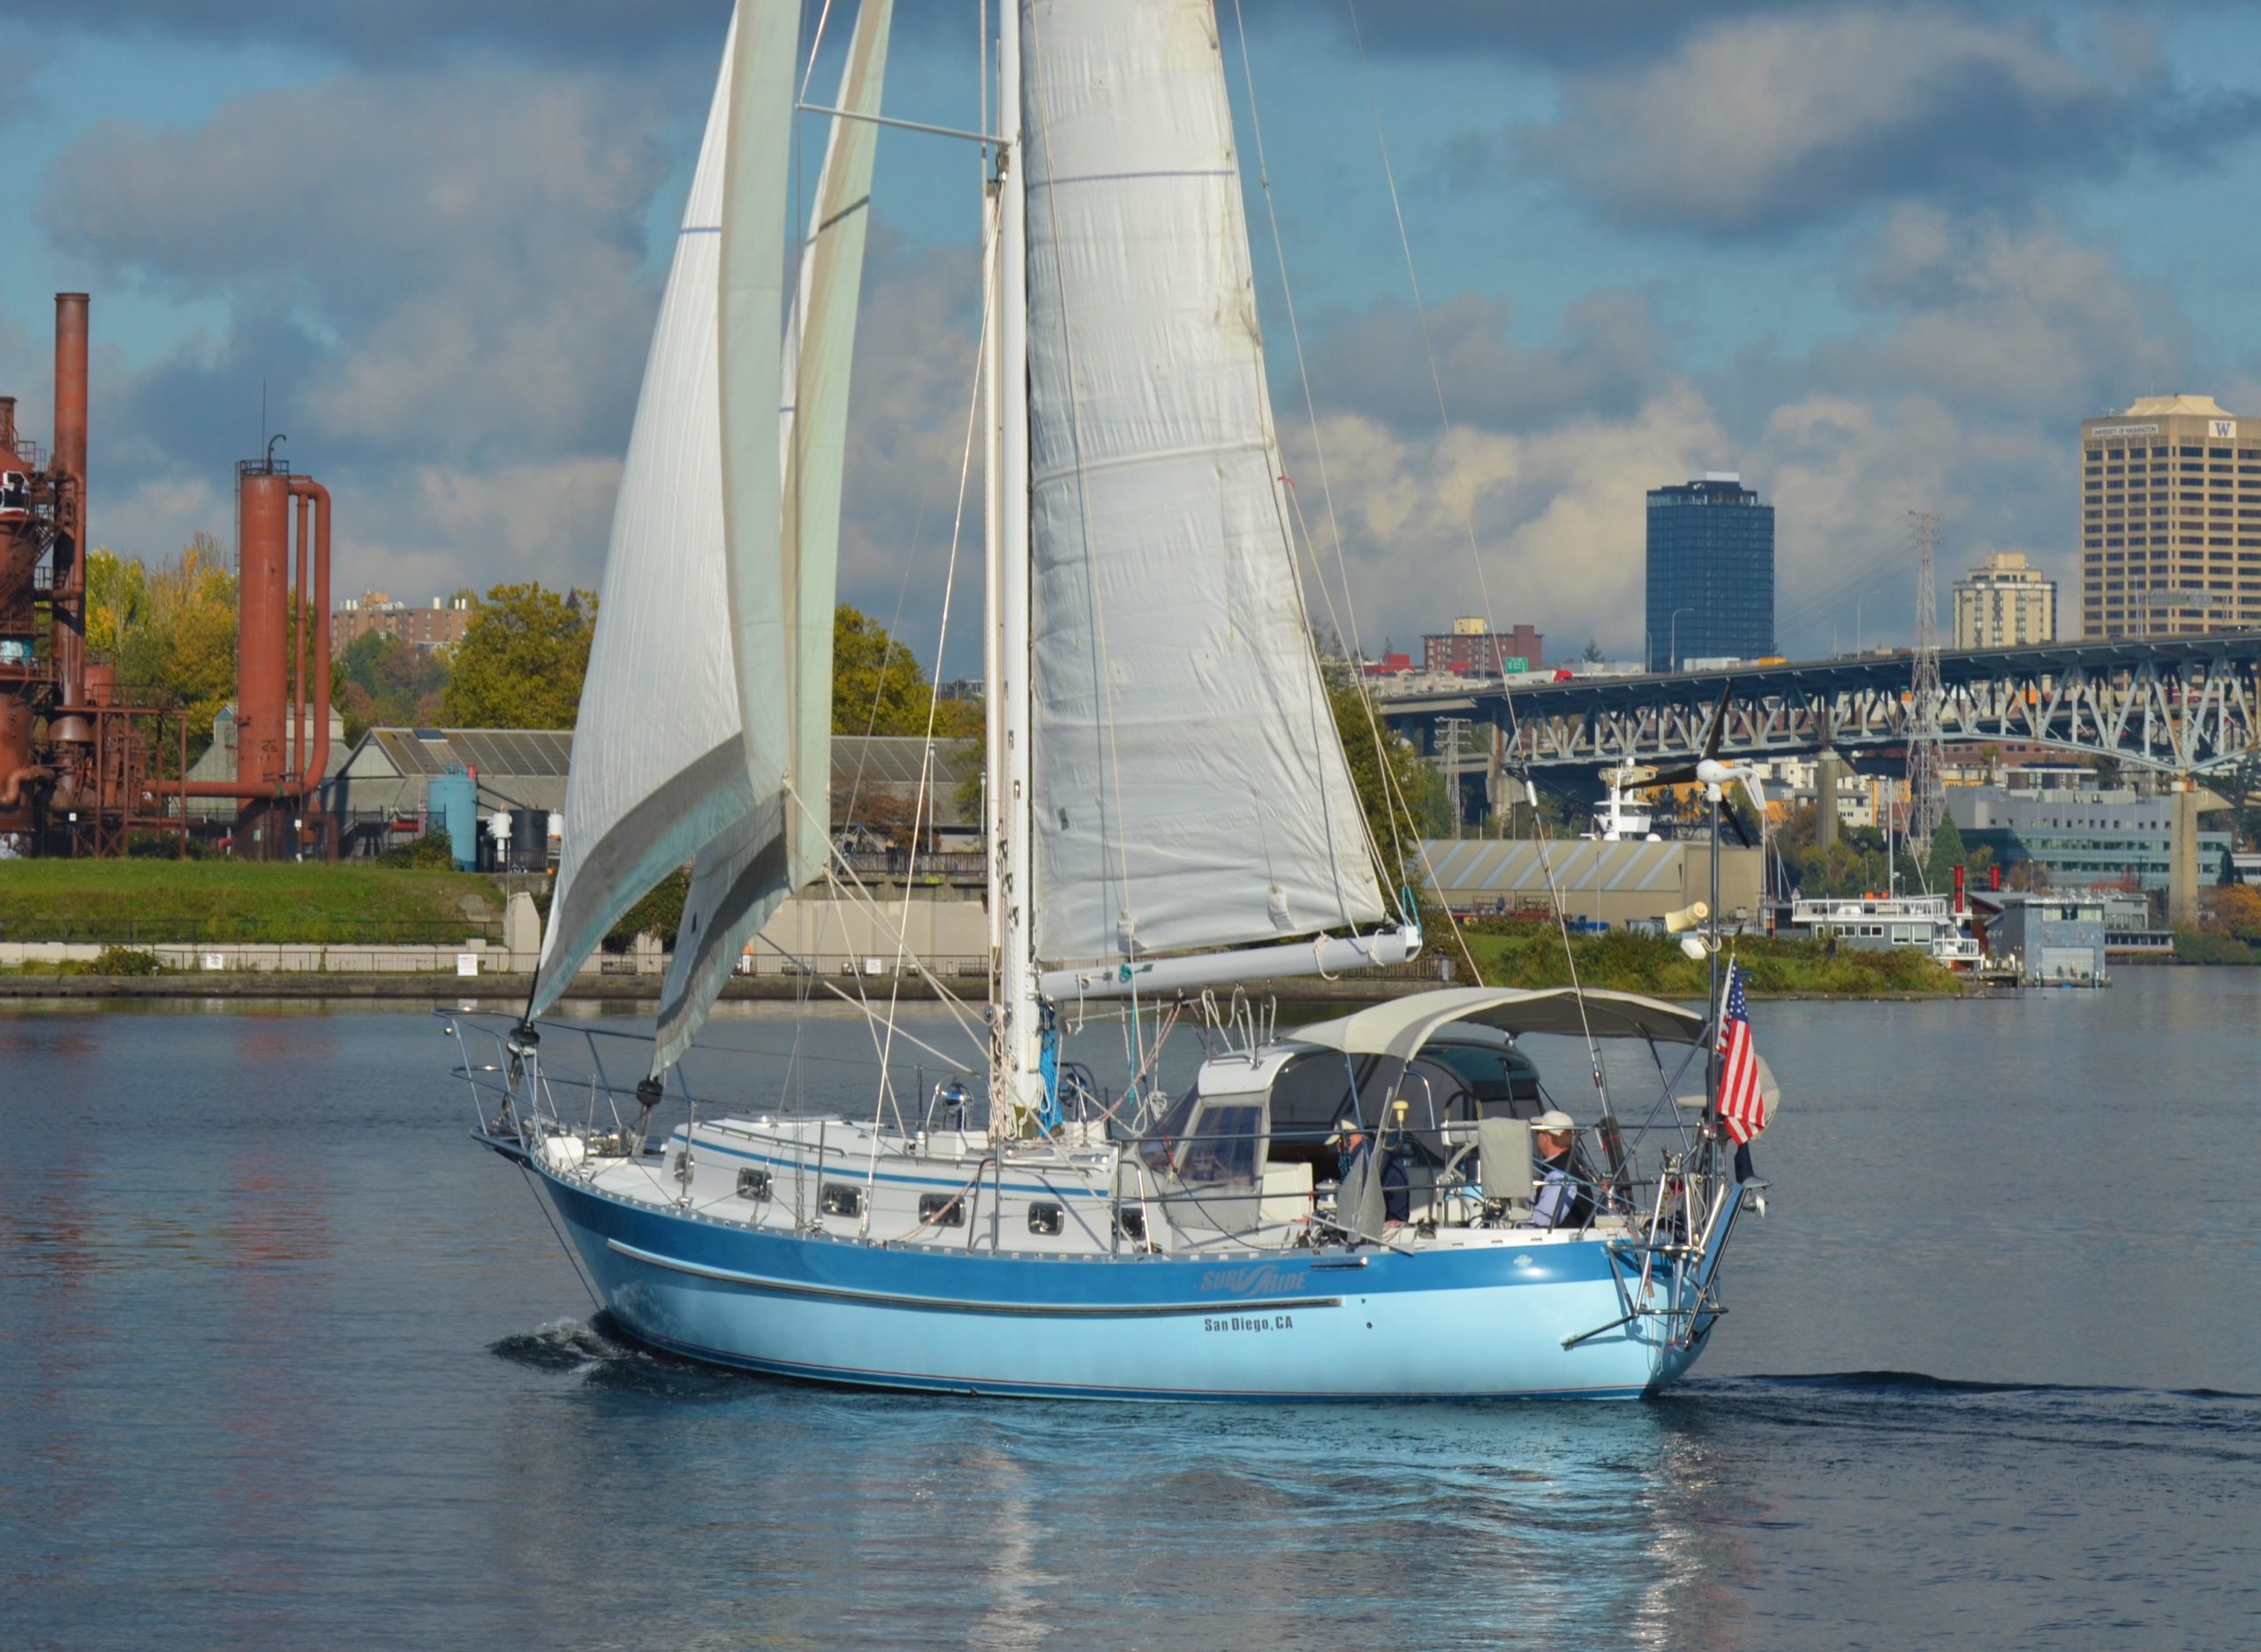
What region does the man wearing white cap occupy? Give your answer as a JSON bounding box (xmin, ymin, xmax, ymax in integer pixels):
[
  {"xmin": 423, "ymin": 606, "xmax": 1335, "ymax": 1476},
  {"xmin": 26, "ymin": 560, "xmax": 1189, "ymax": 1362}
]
[{"xmin": 1525, "ymin": 1111, "xmax": 1592, "ymax": 1231}]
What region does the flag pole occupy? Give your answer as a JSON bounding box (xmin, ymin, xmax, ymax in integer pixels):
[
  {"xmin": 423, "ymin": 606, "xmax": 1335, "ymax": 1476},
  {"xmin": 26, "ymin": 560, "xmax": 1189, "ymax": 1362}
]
[{"xmin": 1706, "ymin": 781, "xmax": 1721, "ymax": 1112}]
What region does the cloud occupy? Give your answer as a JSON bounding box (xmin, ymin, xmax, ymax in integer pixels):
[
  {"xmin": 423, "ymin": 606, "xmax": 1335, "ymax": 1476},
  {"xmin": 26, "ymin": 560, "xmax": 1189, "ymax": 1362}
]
[
  {"xmin": 1300, "ymin": 288, "xmax": 1672, "ymax": 437},
  {"xmin": 1518, "ymin": 6, "xmax": 2261, "ymax": 233},
  {"xmin": 0, "ymin": 0, "xmax": 730, "ymax": 67},
  {"xmin": 40, "ymin": 64, "xmax": 682, "ymax": 589},
  {"xmin": 1282, "ymin": 381, "xmax": 1730, "ymax": 659},
  {"xmin": 1239, "ymin": 0, "xmax": 1813, "ymax": 67},
  {"xmin": 1821, "ymin": 207, "xmax": 2190, "ymax": 418}
]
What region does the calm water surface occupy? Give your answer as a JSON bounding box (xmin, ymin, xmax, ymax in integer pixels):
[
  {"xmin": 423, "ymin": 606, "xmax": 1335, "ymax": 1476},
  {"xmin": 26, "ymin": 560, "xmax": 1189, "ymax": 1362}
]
[{"xmin": 2, "ymin": 969, "xmax": 2256, "ymax": 1649}]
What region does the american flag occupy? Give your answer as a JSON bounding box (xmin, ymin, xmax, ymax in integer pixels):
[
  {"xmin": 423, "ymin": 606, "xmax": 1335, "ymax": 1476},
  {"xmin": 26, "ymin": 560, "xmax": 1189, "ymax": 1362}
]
[{"xmin": 1715, "ymin": 963, "xmax": 1768, "ymax": 1144}]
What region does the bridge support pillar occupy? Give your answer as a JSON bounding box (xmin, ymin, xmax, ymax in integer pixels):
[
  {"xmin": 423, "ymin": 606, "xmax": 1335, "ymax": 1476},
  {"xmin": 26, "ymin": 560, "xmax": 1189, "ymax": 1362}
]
[
  {"xmin": 1817, "ymin": 751, "xmax": 1843, "ymax": 851},
  {"xmin": 2169, "ymin": 779, "xmax": 2201, "ymax": 928}
]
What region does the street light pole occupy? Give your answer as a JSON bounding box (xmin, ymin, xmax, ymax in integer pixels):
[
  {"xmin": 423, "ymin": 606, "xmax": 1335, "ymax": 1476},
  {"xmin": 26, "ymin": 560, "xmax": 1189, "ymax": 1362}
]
[{"xmin": 1669, "ymin": 607, "xmax": 1696, "ymax": 673}]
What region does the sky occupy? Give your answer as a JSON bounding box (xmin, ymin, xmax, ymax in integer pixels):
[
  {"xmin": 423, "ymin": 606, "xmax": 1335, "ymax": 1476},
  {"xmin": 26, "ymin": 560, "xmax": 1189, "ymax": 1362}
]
[{"xmin": 8, "ymin": 0, "xmax": 2261, "ymax": 671}]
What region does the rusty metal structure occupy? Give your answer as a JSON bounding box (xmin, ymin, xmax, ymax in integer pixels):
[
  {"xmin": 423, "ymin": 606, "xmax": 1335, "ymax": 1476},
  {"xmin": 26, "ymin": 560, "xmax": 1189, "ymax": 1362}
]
[{"xmin": 0, "ymin": 293, "xmax": 335, "ymax": 856}]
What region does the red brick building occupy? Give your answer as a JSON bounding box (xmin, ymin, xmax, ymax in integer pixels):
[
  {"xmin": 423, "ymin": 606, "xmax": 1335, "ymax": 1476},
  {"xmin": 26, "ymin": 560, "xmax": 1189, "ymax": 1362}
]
[
  {"xmin": 1422, "ymin": 618, "xmax": 1542, "ymax": 676},
  {"xmin": 331, "ymin": 592, "xmax": 474, "ymax": 660}
]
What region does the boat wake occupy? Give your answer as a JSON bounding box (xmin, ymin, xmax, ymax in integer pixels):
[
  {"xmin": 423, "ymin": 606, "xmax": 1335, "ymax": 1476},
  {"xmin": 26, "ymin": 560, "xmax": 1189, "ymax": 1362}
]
[
  {"xmin": 489, "ymin": 1316, "xmax": 632, "ymax": 1373},
  {"xmin": 491, "ymin": 1313, "xmax": 752, "ymax": 1400}
]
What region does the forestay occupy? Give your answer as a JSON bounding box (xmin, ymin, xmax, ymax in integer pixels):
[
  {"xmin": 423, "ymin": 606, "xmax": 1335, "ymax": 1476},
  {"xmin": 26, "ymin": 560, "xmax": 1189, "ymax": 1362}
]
[
  {"xmin": 1019, "ymin": 0, "xmax": 1387, "ymax": 971},
  {"xmin": 656, "ymin": 0, "xmax": 894, "ymax": 1074},
  {"xmin": 531, "ymin": 13, "xmax": 752, "ymax": 1017}
]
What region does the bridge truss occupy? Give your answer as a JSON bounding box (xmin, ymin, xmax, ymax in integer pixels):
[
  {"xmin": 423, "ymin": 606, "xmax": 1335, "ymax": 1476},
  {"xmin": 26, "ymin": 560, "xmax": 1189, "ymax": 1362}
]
[{"xmin": 1380, "ymin": 635, "xmax": 2261, "ymax": 775}]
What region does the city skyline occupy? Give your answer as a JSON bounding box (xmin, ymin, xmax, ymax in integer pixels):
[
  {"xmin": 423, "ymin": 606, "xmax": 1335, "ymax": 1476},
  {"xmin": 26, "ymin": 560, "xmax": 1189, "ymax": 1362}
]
[{"xmin": 4, "ymin": 3, "xmax": 2260, "ymax": 671}]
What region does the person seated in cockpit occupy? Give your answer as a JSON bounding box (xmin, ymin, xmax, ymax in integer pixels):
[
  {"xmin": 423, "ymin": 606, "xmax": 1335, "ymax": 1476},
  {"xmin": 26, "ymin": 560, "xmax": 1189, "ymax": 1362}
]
[
  {"xmin": 1334, "ymin": 1120, "xmax": 1410, "ymax": 1231},
  {"xmin": 1524, "ymin": 1111, "xmax": 1594, "ymax": 1231}
]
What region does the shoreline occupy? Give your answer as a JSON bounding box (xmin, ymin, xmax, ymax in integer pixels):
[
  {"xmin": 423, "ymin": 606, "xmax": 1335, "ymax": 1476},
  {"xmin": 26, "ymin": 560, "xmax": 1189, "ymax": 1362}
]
[{"xmin": 0, "ymin": 969, "xmax": 1982, "ymax": 1004}]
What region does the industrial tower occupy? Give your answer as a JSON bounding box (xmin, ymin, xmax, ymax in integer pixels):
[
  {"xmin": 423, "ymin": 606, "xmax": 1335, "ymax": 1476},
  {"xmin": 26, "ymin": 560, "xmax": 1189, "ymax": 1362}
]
[{"xmin": 1907, "ymin": 509, "xmax": 1946, "ymax": 857}]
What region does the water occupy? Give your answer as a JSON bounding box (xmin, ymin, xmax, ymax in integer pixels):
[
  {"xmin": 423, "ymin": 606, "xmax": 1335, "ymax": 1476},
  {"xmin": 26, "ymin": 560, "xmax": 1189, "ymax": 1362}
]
[{"xmin": 2, "ymin": 971, "xmax": 2256, "ymax": 1648}]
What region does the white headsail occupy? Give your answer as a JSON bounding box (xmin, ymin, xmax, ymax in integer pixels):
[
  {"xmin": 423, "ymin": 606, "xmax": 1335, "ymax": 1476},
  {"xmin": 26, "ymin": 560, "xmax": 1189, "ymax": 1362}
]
[
  {"xmin": 1019, "ymin": 0, "xmax": 1388, "ymax": 971},
  {"xmin": 654, "ymin": 0, "xmax": 895, "ymax": 1074},
  {"xmin": 529, "ymin": 11, "xmax": 752, "ymax": 1016}
]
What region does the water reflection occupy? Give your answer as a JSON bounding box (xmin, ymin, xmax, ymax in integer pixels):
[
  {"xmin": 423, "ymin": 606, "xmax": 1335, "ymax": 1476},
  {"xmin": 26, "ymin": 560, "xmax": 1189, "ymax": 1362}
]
[
  {"xmin": 2, "ymin": 977, "xmax": 2256, "ymax": 1648},
  {"xmin": 481, "ymin": 1321, "xmax": 1767, "ymax": 1651}
]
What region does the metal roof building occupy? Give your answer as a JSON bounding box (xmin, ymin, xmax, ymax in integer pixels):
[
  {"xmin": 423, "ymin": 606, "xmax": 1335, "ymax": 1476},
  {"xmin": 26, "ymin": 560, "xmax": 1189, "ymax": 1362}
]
[
  {"xmin": 1420, "ymin": 837, "xmax": 1763, "ymax": 931},
  {"xmin": 322, "ymin": 728, "xmax": 979, "ymax": 860},
  {"xmin": 324, "ymin": 728, "xmax": 573, "ymax": 859}
]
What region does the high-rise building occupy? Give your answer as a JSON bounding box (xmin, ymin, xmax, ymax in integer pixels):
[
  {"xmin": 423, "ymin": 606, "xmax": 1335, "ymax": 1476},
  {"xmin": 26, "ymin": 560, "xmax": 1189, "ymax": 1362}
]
[
  {"xmin": 1421, "ymin": 617, "xmax": 1543, "ymax": 676},
  {"xmin": 1953, "ymin": 551, "xmax": 2056, "ymax": 649},
  {"xmin": 2079, "ymin": 395, "xmax": 2261, "ymax": 639},
  {"xmin": 1645, "ymin": 472, "xmax": 1773, "ymax": 672}
]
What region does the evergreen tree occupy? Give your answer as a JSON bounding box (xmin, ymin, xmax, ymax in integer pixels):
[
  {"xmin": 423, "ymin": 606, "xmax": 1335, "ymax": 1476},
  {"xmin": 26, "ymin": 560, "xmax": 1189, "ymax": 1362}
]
[{"xmin": 1924, "ymin": 812, "xmax": 1967, "ymax": 894}]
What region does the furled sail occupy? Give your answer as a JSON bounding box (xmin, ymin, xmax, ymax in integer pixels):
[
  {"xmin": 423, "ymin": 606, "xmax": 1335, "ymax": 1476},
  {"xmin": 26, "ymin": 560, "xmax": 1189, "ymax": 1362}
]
[
  {"xmin": 1019, "ymin": 0, "xmax": 1388, "ymax": 970},
  {"xmin": 529, "ymin": 11, "xmax": 752, "ymax": 1016},
  {"xmin": 653, "ymin": 0, "xmax": 894, "ymax": 1073}
]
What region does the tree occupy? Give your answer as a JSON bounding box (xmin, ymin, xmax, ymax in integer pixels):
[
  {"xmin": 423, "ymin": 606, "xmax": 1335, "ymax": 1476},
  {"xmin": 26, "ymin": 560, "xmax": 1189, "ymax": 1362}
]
[
  {"xmin": 1581, "ymin": 637, "xmax": 1605, "ymax": 665},
  {"xmin": 339, "ymin": 630, "xmax": 450, "ymax": 740},
  {"xmin": 441, "ymin": 583, "xmax": 595, "ymax": 728},
  {"xmin": 830, "ymin": 604, "xmax": 980, "ymax": 738},
  {"xmin": 1327, "ymin": 673, "xmax": 1450, "ymax": 918},
  {"xmin": 1924, "ymin": 812, "xmax": 1968, "ymax": 894},
  {"xmin": 832, "ymin": 605, "xmax": 932, "ymax": 735},
  {"xmin": 2221, "ymin": 757, "xmax": 2259, "ymax": 853},
  {"xmin": 88, "ymin": 535, "xmax": 240, "ymax": 762}
]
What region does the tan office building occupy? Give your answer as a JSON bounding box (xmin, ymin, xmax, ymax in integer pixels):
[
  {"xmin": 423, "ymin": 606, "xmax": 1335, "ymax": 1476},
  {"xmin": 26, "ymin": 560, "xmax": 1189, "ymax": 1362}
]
[
  {"xmin": 1954, "ymin": 551, "xmax": 2055, "ymax": 649},
  {"xmin": 2080, "ymin": 395, "xmax": 2261, "ymax": 638}
]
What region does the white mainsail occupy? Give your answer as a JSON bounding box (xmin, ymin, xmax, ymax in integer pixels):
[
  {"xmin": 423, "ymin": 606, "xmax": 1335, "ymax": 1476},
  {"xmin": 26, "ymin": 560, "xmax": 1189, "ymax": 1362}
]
[
  {"xmin": 655, "ymin": 0, "xmax": 895, "ymax": 1073},
  {"xmin": 530, "ymin": 11, "xmax": 752, "ymax": 1015},
  {"xmin": 1019, "ymin": 0, "xmax": 1388, "ymax": 971}
]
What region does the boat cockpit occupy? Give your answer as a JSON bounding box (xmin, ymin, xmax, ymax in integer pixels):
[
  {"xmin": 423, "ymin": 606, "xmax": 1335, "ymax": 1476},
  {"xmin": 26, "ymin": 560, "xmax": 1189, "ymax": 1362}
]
[{"xmin": 1125, "ymin": 987, "xmax": 1736, "ymax": 1244}]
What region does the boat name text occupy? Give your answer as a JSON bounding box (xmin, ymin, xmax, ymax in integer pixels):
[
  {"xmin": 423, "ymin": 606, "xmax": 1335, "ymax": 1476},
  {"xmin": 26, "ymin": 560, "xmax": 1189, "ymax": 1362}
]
[{"xmin": 1199, "ymin": 1265, "xmax": 1306, "ymax": 1296}]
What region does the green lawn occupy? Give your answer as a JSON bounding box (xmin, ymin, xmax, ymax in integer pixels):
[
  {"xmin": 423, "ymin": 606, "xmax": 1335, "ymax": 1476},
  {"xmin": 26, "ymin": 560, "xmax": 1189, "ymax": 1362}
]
[
  {"xmin": 0, "ymin": 860, "xmax": 503, "ymax": 944},
  {"xmin": 1458, "ymin": 924, "xmax": 1964, "ymax": 998}
]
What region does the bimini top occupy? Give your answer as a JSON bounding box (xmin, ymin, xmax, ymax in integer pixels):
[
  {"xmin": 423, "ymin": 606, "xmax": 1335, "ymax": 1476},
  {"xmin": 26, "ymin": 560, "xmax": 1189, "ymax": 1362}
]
[{"xmin": 1292, "ymin": 986, "xmax": 1709, "ymax": 1063}]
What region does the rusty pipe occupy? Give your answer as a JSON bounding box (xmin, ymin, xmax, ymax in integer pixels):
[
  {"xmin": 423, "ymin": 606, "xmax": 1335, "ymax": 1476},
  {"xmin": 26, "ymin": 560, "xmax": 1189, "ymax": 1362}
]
[
  {"xmin": 52, "ymin": 293, "xmax": 90, "ymax": 713},
  {"xmin": 293, "ymin": 490, "xmax": 309, "ymax": 782},
  {"xmin": 53, "ymin": 295, "xmax": 87, "ymax": 499},
  {"xmin": 291, "ymin": 478, "xmax": 331, "ymax": 812},
  {"xmin": 0, "ymin": 396, "xmax": 15, "ymax": 453},
  {"xmin": 0, "ymin": 765, "xmax": 50, "ymax": 809}
]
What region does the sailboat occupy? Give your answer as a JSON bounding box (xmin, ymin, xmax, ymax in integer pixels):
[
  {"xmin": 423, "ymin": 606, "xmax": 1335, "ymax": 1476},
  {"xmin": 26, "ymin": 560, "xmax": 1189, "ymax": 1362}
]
[{"xmin": 449, "ymin": 0, "xmax": 1776, "ymax": 1399}]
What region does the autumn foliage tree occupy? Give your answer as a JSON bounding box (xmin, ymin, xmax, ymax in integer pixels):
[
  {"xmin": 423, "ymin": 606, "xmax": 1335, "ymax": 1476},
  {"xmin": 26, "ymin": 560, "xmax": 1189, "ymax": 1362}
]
[
  {"xmin": 441, "ymin": 583, "xmax": 596, "ymax": 728},
  {"xmin": 84, "ymin": 534, "xmax": 240, "ymax": 762},
  {"xmin": 831, "ymin": 604, "xmax": 980, "ymax": 737}
]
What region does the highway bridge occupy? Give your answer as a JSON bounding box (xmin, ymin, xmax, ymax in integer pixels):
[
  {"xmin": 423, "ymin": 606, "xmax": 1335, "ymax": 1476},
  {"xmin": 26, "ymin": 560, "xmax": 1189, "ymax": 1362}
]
[{"xmin": 1377, "ymin": 634, "xmax": 2261, "ymax": 775}]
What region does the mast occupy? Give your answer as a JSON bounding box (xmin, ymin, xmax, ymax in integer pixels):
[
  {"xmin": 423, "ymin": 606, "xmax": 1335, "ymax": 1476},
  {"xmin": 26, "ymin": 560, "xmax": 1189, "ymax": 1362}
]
[{"xmin": 991, "ymin": 0, "xmax": 1046, "ymax": 1127}]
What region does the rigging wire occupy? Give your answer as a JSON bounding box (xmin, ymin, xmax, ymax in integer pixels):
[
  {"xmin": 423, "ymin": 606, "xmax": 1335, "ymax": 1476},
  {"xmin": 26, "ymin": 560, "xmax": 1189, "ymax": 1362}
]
[
  {"xmin": 866, "ymin": 179, "xmax": 996, "ymax": 1143},
  {"xmin": 1341, "ymin": 0, "xmax": 1605, "ymax": 1099},
  {"xmin": 1223, "ymin": 0, "xmax": 1406, "ymax": 947}
]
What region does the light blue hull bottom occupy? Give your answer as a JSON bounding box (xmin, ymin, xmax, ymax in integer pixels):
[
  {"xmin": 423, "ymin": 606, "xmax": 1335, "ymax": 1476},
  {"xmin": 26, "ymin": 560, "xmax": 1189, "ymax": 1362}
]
[{"xmin": 531, "ymin": 1166, "xmax": 1723, "ymax": 1402}]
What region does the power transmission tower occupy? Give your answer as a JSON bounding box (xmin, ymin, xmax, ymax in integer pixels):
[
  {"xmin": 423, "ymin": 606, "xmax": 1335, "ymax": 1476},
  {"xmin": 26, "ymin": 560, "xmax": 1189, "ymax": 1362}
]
[{"xmin": 1907, "ymin": 509, "xmax": 1946, "ymax": 858}]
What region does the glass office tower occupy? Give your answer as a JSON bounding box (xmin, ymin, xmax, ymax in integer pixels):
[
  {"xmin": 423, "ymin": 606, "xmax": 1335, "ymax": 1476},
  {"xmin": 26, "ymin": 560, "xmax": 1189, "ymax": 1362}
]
[{"xmin": 1645, "ymin": 472, "xmax": 1775, "ymax": 672}]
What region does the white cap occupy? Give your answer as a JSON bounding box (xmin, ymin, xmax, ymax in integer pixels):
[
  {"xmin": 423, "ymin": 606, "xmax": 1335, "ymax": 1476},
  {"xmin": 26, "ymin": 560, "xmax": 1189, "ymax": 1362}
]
[{"xmin": 1531, "ymin": 1110, "xmax": 1576, "ymax": 1133}]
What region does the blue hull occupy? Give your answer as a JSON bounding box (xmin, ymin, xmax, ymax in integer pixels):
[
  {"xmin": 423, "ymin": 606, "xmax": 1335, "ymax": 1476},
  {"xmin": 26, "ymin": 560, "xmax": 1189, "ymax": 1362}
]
[{"xmin": 527, "ymin": 1161, "xmax": 1725, "ymax": 1402}]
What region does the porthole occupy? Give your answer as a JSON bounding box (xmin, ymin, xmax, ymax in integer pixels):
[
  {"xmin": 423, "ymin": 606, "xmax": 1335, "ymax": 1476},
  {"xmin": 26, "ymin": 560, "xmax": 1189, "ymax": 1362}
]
[
  {"xmin": 820, "ymin": 1182, "xmax": 862, "ymax": 1218},
  {"xmin": 919, "ymin": 1191, "xmax": 966, "ymax": 1227},
  {"xmin": 737, "ymin": 1167, "xmax": 771, "ymax": 1201},
  {"xmin": 1115, "ymin": 1208, "xmax": 1146, "ymax": 1242},
  {"xmin": 1027, "ymin": 1201, "xmax": 1064, "ymax": 1237}
]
